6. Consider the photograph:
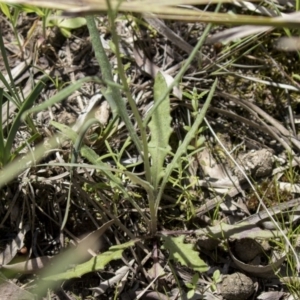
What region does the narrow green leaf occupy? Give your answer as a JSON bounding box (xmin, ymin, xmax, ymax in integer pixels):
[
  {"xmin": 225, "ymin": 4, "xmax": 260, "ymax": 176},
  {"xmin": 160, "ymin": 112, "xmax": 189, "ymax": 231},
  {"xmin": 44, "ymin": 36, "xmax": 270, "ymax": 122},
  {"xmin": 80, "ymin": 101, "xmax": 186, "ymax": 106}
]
[
  {"xmin": 21, "ymin": 4, "xmax": 45, "ymax": 16},
  {"xmin": 0, "ymin": 30, "xmax": 22, "ymax": 105},
  {"xmin": 5, "ymin": 76, "xmax": 49, "ymax": 164},
  {"xmin": 185, "ymin": 283, "xmax": 194, "ymax": 289},
  {"xmin": 148, "ymin": 72, "xmax": 172, "ymax": 190},
  {"xmin": 292, "ymin": 73, "xmax": 300, "ymax": 81},
  {"xmin": 50, "ymin": 121, "xmax": 77, "ymax": 142},
  {"xmin": 0, "ymin": 3, "xmax": 11, "ymax": 19},
  {"xmin": 125, "ymin": 171, "xmax": 154, "ymax": 198},
  {"xmin": 192, "ymin": 273, "xmax": 199, "ymax": 285},
  {"xmin": 0, "ymin": 88, "xmax": 4, "ymax": 165},
  {"xmin": 22, "ymin": 76, "xmax": 101, "ymax": 121}
]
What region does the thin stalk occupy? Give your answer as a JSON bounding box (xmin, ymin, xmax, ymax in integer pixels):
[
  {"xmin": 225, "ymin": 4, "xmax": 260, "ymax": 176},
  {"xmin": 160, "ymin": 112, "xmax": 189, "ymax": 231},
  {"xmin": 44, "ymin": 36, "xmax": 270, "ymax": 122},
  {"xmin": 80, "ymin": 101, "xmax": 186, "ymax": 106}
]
[
  {"xmin": 104, "ymin": 1, "xmax": 151, "ymax": 183},
  {"xmin": 86, "ymin": 16, "xmax": 144, "ymax": 157},
  {"xmin": 0, "ymin": 88, "xmax": 4, "ymax": 165},
  {"xmin": 85, "ymin": 16, "xmax": 118, "ymax": 115},
  {"xmin": 61, "ymin": 118, "xmax": 101, "ymax": 230},
  {"xmin": 5, "ymin": 76, "xmax": 49, "ymax": 165},
  {"xmin": 0, "ymin": 28, "xmax": 22, "ymax": 105}
]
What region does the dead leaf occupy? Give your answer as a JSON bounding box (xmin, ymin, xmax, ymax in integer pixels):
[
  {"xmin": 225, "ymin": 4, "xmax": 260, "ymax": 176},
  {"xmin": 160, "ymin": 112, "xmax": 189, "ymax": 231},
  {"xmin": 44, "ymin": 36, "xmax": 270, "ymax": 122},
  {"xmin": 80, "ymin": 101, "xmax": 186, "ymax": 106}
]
[
  {"xmin": 207, "ymin": 25, "xmax": 272, "ymax": 44},
  {"xmin": 229, "ymin": 247, "xmax": 286, "ymax": 277},
  {"xmin": 257, "ymin": 291, "xmax": 286, "ymax": 300},
  {"xmin": 0, "ymin": 273, "xmax": 35, "ymax": 300},
  {"xmin": 91, "ymin": 260, "xmax": 134, "ymax": 297},
  {"xmin": 0, "ymin": 224, "xmax": 30, "ymax": 266},
  {"xmin": 95, "ymin": 100, "xmax": 110, "ymax": 126}
]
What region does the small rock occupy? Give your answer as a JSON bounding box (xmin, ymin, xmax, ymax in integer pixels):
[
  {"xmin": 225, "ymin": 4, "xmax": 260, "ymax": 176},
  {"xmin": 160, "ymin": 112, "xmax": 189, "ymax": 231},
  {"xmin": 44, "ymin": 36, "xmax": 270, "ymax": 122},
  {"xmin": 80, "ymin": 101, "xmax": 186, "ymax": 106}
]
[
  {"xmin": 235, "ymin": 149, "xmax": 273, "ymax": 181},
  {"xmin": 221, "ymin": 272, "xmax": 254, "ymax": 300}
]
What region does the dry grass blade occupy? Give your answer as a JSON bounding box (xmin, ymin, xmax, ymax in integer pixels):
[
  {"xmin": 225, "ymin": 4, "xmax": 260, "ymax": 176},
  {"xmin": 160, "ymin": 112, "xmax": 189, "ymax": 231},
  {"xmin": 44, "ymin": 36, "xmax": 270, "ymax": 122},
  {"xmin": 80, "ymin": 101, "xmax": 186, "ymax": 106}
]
[
  {"xmin": 207, "ymin": 25, "xmax": 272, "ymax": 44},
  {"xmin": 2, "ymin": 0, "xmax": 300, "ymax": 27}
]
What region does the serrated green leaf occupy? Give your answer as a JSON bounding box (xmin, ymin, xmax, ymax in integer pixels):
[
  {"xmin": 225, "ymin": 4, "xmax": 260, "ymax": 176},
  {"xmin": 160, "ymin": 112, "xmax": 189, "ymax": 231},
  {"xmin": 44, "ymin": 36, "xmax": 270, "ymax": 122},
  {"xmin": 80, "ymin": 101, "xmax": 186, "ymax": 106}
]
[
  {"xmin": 43, "ymin": 240, "xmax": 136, "ymax": 281},
  {"xmin": 43, "ymin": 249, "xmax": 123, "ymax": 281},
  {"xmin": 148, "ymin": 72, "xmax": 172, "ymax": 189},
  {"xmin": 162, "ymin": 235, "xmax": 209, "ymax": 273}
]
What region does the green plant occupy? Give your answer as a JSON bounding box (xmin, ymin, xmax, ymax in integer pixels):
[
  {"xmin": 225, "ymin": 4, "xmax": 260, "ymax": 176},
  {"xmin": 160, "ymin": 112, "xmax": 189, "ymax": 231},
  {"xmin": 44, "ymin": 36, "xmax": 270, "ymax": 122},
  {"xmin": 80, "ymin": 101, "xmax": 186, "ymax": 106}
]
[
  {"xmin": 0, "ymin": 31, "xmax": 50, "ymax": 167},
  {"xmin": 185, "ymin": 273, "xmax": 199, "ymax": 299},
  {"xmin": 46, "ymin": 11, "xmax": 86, "ymax": 37},
  {"xmin": 84, "ymin": 7, "xmax": 218, "ymax": 237},
  {"xmin": 185, "ymin": 270, "xmax": 222, "ymax": 298},
  {"xmin": 4, "ymin": 0, "xmax": 300, "ymax": 297},
  {"xmin": 0, "ymin": 6, "xmax": 214, "ymax": 294},
  {"xmin": 0, "ymin": 21, "xmax": 103, "ymax": 169},
  {"xmin": 210, "ymin": 270, "xmax": 222, "ymax": 292},
  {"xmin": 0, "ymin": 3, "xmax": 51, "ymax": 46}
]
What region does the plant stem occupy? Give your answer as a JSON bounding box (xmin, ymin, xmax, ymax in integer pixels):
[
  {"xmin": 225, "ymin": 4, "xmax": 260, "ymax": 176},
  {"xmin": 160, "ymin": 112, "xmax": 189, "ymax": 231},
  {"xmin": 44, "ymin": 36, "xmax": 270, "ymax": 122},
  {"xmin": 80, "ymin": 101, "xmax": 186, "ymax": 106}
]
[
  {"xmin": 104, "ymin": 2, "xmax": 151, "ymax": 183},
  {"xmin": 86, "ymin": 15, "xmax": 143, "ymax": 155},
  {"xmin": 86, "ymin": 15, "xmax": 118, "ymax": 115}
]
